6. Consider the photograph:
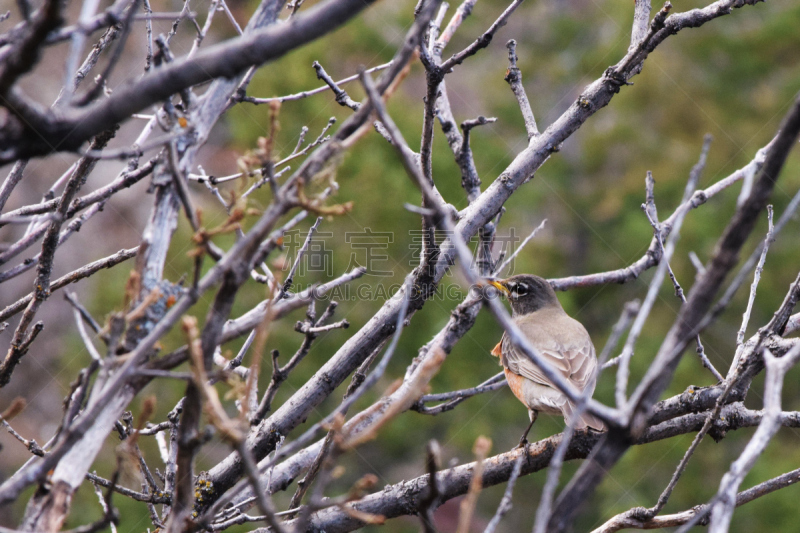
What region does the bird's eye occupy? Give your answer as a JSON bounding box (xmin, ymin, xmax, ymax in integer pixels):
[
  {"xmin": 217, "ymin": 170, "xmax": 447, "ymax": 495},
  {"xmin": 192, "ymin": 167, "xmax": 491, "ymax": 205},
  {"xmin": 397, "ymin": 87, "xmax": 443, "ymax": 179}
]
[
  {"xmin": 507, "ymin": 282, "xmax": 528, "ymax": 299},
  {"xmin": 506, "ymin": 282, "xmax": 518, "ymax": 298}
]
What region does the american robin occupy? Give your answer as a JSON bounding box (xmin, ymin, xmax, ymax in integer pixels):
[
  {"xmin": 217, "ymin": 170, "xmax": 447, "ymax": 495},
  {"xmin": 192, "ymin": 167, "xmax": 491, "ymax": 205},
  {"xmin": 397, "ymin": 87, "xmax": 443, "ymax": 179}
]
[{"xmin": 488, "ymin": 274, "xmax": 605, "ymax": 446}]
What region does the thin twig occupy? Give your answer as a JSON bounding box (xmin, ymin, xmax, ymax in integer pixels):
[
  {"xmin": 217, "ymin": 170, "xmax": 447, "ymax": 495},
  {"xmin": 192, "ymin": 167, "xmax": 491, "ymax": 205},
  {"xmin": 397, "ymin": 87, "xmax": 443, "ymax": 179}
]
[
  {"xmin": 66, "ymin": 292, "xmax": 103, "ymax": 361},
  {"xmin": 313, "ymin": 61, "xmax": 360, "ymax": 110},
  {"xmin": 278, "ymin": 217, "xmax": 322, "ymax": 299},
  {"xmin": 412, "ymin": 372, "xmax": 506, "ymax": 415},
  {"xmin": 493, "ymin": 219, "xmax": 546, "ymax": 275},
  {"xmin": 440, "ymin": 0, "xmax": 525, "ymax": 72},
  {"xmin": 483, "ymin": 449, "xmax": 524, "ymax": 533},
  {"xmin": 0, "ymin": 248, "xmax": 137, "ymax": 322},
  {"xmin": 737, "ymin": 205, "xmax": 774, "ymax": 345},
  {"xmin": 504, "ymin": 39, "xmax": 538, "ymax": 140},
  {"xmin": 237, "ymin": 62, "xmax": 393, "ymax": 105}
]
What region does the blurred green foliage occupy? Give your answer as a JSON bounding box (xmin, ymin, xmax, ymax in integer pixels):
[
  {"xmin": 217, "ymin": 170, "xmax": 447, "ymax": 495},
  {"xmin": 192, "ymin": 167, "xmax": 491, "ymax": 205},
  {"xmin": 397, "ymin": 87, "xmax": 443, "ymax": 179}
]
[{"xmin": 12, "ymin": 0, "xmax": 800, "ymax": 531}]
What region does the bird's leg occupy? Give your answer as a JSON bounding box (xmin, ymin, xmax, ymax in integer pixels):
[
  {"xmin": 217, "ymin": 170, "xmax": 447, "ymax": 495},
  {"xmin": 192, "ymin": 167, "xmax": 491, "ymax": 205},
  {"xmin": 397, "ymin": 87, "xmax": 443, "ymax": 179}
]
[{"xmin": 517, "ymin": 410, "xmax": 538, "ymax": 448}]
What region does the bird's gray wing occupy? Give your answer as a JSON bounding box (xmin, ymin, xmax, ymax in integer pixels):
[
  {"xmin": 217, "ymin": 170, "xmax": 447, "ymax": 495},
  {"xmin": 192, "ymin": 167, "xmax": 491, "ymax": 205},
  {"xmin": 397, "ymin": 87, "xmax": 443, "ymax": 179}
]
[{"xmin": 500, "ymin": 320, "xmax": 597, "ymax": 393}]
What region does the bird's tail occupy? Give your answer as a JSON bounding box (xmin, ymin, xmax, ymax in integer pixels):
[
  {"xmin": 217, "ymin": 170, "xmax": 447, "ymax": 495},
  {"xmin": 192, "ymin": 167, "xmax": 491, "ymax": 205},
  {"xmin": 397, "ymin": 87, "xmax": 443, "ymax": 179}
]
[{"xmin": 562, "ymin": 402, "xmax": 606, "ymax": 432}]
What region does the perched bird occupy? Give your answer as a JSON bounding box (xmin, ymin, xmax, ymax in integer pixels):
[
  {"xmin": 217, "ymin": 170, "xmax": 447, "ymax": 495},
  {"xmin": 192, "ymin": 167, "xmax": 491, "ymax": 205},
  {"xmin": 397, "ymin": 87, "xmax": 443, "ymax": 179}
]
[{"xmin": 488, "ymin": 274, "xmax": 605, "ymax": 446}]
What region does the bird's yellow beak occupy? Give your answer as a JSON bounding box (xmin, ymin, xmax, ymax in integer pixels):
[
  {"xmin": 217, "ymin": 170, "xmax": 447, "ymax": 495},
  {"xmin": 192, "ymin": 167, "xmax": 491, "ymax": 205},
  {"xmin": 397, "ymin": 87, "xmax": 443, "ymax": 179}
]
[{"xmin": 487, "ymin": 280, "xmax": 510, "ymax": 296}]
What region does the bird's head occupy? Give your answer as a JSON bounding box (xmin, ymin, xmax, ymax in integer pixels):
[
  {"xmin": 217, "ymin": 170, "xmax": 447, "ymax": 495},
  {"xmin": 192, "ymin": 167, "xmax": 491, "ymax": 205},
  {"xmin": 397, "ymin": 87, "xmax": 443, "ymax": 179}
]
[{"xmin": 487, "ymin": 274, "xmax": 560, "ymax": 316}]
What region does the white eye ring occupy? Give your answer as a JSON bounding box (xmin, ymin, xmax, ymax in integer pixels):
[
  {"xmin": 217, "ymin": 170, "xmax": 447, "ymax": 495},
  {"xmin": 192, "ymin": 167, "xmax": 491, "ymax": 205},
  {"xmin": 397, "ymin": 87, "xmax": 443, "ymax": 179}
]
[
  {"xmin": 510, "ymin": 283, "xmax": 529, "ymax": 299},
  {"xmin": 507, "ymin": 282, "xmax": 518, "ymax": 298}
]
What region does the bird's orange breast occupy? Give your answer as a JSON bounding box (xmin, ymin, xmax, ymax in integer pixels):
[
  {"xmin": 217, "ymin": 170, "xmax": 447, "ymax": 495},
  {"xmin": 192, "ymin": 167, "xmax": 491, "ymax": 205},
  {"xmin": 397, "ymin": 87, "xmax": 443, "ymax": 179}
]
[
  {"xmin": 493, "ymin": 341, "xmax": 529, "ymax": 408},
  {"xmin": 504, "ymin": 368, "xmax": 527, "ymax": 405},
  {"xmin": 494, "ymin": 342, "xmax": 527, "ymax": 406}
]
